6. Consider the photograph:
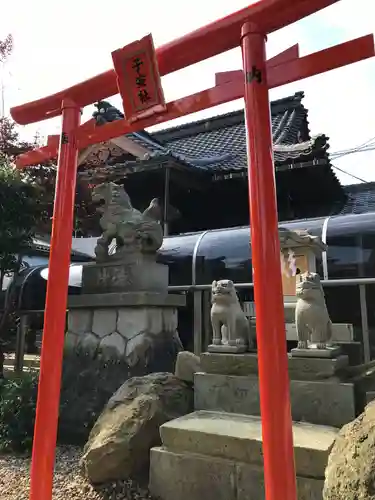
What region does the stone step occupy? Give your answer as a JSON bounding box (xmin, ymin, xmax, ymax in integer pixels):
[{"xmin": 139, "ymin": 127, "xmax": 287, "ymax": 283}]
[
  {"xmin": 150, "ymin": 410, "xmax": 335, "ymax": 500},
  {"xmin": 150, "ymin": 448, "xmax": 324, "ymax": 500},
  {"xmin": 200, "ymin": 352, "xmax": 349, "ymax": 380},
  {"xmin": 194, "ymin": 372, "xmax": 356, "ymax": 428},
  {"xmin": 160, "ymin": 410, "xmax": 337, "ymax": 478}
]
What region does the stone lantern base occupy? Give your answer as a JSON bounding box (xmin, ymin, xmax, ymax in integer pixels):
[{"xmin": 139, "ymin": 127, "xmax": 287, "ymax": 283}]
[
  {"xmin": 58, "ymin": 290, "xmax": 186, "ymax": 444},
  {"xmin": 66, "ymin": 291, "xmax": 186, "ymax": 367}
]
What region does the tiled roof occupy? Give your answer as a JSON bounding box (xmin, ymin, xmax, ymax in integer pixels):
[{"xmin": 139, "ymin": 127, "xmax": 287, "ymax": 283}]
[
  {"xmin": 31, "ymin": 237, "xmax": 91, "ymax": 258},
  {"xmin": 31, "ymin": 237, "xmax": 56, "ymax": 254},
  {"xmin": 150, "ymin": 91, "xmax": 330, "ymax": 173},
  {"xmin": 83, "ymin": 92, "xmax": 331, "ymax": 175},
  {"xmin": 338, "ymin": 182, "xmax": 375, "ymax": 215}
]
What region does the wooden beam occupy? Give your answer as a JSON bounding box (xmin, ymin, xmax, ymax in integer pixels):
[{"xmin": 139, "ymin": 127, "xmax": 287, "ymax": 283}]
[{"xmin": 215, "ymin": 44, "xmax": 299, "ymax": 85}]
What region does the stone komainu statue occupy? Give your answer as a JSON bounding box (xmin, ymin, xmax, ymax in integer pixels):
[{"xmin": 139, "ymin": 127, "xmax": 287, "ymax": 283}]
[
  {"xmin": 210, "ymin": 279, "xmax": 255, "ymax": 349},
  {"xmin": 295, "ymin": 271, "xmax": 333, "ymax": 349},
  {"xmin": 91, "ymin": 182, "xmax": 163, "ymax": 261}
]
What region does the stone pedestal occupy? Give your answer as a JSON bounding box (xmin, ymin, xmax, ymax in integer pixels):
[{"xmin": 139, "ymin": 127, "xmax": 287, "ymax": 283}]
[
  {"xmin": 196, "ymin": 351, "xmax": 355, "ymax": 428},
  {"xmin": 207, "ymin": 344, "xmax": 247, "ymax": 354},
  {"xmin": 66, "ymin": 291, "xmax": 185, "ymax": 366},
  {"xmin": 59, "ymin": 257, "xmax": 186, "ymax": 444},
  {"xmin": 81, "ymin": 258, "xmax": 169, "ymax": 295},
  {"xmin": 200, "ymin": 351, "xmax": 349, "ymax": 380},
  {"xmin": 194, "ymin": 372, "xmax": 355, "ymax": 428},
  {"xmin": 291, "ymin": 345, "xmax": 342, "ymax": 359}
]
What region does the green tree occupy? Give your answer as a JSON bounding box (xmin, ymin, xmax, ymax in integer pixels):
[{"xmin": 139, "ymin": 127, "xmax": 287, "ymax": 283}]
[
  {"xmin": 0, "ymin": 156, "xmax": 45, "ymax": 376},
  {"xmin": 0, "ymin": 115, "xmax": 99, "ymax": 237},
  {"xmin": 0, "ymin": 157, "xmax": 44, "ymax": 283},
  {"xmin": 0, "ymin": 33, "xmax": 13, "ymax": 117},
  {"xmin": 0, "ymin": 33, "xmax": 98, "ymax": 375}
]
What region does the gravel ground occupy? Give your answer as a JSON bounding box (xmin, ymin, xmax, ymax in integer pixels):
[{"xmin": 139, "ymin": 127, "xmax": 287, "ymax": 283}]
[{"xmin": 0, "ymin": 446, "xmax": 154, "ymax": 500}]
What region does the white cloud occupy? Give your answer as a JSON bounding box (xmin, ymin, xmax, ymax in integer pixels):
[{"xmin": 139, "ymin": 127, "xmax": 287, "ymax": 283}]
[{"xmin": 1, "ymin": 0, "xmax": 374, "ymax": 184}]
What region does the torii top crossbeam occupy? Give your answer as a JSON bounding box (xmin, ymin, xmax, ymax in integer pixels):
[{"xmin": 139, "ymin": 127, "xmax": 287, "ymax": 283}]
[
  {"xmin": 12, "ymin": 0, "xmax": 339, "ymax": 126},
  {"xmin": 10, "ymin": 2, "xmax": 374, "ymax": 500},
  {"xmin": 12, "ymin": 0, "xmax": 375, "ymax": 169}
]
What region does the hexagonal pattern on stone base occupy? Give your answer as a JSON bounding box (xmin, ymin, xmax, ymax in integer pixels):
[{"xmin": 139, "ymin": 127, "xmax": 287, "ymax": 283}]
[
  {"xmin": 65, "ymin": 305, "xmax": 181, "ymax": 366},
  {"xmin": 162, "ymin": 309, "xmax": 178, "ymax": 331},
  {"xmin": 92, "ymin": 309, "xmax": 117, "ymax": 338},
  {"xmin": 99, "ymin": 332, "xmax": 127, "ymax": 361},
  {"xmin": 65, "ymin": 331, "xmax": 79, "ymax": 351},
  {"xmin": 117, "ymin": 309, "xmax": 149, "ymax": 339},
  {"xmin": 125, "ymin": 332, "xmax": 151, "ymax": 367},
  {"xmin": 68, "ymin": 309, "xmax": 92, "ymax": 334},
  {"xmin": 79, "ymin": 333, "xmax": 100, "ymax": 357}
]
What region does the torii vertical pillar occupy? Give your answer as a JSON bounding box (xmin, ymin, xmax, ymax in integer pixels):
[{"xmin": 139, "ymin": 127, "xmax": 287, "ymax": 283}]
[
  {"xmin": 241, "ymin": 22, "xmax": 297, "ymax": 500},
  {"xmin": 29, "ymin": 99, "xmax": 81, "ymax": 500}
]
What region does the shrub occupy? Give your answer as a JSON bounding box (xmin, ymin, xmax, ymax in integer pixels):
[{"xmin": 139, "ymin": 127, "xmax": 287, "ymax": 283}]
[
  {"xmin": 0, "ymin": 372, "xmax": 38, "ymax": 453},
  {"xmin": 58, "ymin": 351, "xmax": 131, "ymax": 445},
  {"xmin": 0, "ymin": 356, "xmax": 126, "ymax": 453}
]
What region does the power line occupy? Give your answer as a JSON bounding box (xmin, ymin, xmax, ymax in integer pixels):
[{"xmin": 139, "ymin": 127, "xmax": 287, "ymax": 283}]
[
  {"xmin": 327, "ymin": 135, "xmax": 375, "ymax": 182},
  {"xmin": 354, "ymin": 135, "xmax": 375, "ymax": 149},
  {"xmin": 331, "ymin": 145, "xmax": 375, "ymax": 161},
  {"xmin": 331, "ymin": 164, "xmax": 369, "ymax": 183},
  {"xmin": 330, "ymin": 138, "xmax": 375, "ymax": 157}
]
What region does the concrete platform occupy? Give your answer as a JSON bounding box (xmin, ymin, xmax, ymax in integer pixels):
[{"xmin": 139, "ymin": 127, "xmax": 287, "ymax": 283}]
[
  {"xmin": 207, "ymin": 343, "xmax": 248, "ymax": 354},
  {"xmin": 150, "ymin": 448, "xmax": 324, "ymax": 500},
  {"xmin": 160, "ymin": 411, "xmax": 337, "ymax": 478},
  {"xmin": 150, "ymin": 411, "xmax": 334, "ymax": 500},
  {"xmin": 200, "ymin": 352, "xmax": 349, "ymax": 380},
  {"xmin": 194, "ymin": 372, "xmax": 355, "ymax": 428},
  {"xmin": 291, "ymin": 346, "xmax": 342, "ymax": 359}
]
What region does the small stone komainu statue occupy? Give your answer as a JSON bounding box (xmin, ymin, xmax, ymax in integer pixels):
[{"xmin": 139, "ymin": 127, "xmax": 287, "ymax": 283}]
[
  {"xmin": 295, "ymin": 271, "xmax": 332, "ymax": 350},
  {"xmin": 210, "ymin": 279, "xmax": 255, "ymax": 351}
]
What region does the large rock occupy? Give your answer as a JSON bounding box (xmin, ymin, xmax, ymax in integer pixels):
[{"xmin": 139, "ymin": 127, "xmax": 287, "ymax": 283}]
[
  {"xmin": 324, "ymin": 401, "xmax": 375, "ymax": 500},
  {"xmin": 80, "ymin": 372, "xmax": 193, "ymax": 484}
]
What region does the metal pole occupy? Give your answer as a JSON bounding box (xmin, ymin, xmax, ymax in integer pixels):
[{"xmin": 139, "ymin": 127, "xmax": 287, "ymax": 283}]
[
  {"xmin": 203, "ymin": 290, "xmax": 212, "ymax": 351},
  {"xmin": 321, "ymin": 216, "xmax": 330, "ymax": 280},
  {"xmin": 359, "ymin": 284, "xmax": 371, "ymax": 362},
  {"xmin": 163, "ymin": 166, "xmax": 170, "ymax": 237},
  {"xmin": 193, "ymin": 291, "xmax": 203, "ymax": 355},
  {"xmin": 241, "ymin": 22, "xmax": 296, "ymax": 500},
  {"xmin": 29, "ymin": 99, "xmax": 81, "ymax": 500},
  {"xmin": 14, "ymin": 314, "xmax": 28, "ymax": 373}
]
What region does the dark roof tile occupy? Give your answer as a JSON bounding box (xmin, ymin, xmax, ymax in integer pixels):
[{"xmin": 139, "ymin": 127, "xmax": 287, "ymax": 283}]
[
  {"xmin": 149, "ymin": 91, "xmax": 329, "ymax": 172},
  {"xmin": 339, "ymin": 182, "xmax": 375, "ymax": 215},
  {"xmin": 84, "ymin": 92, "xmax": 332, "ymax": 174},
  {"xmin": 31, "ymin": 237, "xmax": 91, "ymax": 258}
]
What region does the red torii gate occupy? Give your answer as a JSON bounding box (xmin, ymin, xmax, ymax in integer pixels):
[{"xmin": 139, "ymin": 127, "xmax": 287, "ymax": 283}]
[{"xmin": 10, "ymin": 1, "xmax": 374, "ymax": 500}]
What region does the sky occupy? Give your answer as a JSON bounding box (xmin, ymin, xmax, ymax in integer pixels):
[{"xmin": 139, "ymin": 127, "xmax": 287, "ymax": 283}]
[{"xmin": 1, "ymin": 0, "xmax": 374, "ymax": 185}]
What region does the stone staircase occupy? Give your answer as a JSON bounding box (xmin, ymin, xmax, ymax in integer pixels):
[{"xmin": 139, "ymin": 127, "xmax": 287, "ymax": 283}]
[
  {"xmin": 150, "ymin": 411, "xmax": 336, "ymax": 500},
  {"xmin": 149, "ymin": 347, "xmax": 367, "ymax": 500}
]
